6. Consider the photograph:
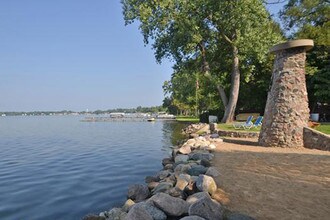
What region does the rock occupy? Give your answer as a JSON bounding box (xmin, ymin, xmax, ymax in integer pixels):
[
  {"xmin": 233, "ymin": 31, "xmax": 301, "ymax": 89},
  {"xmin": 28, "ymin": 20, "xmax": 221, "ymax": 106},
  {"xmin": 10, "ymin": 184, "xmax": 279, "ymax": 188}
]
[
  {"xmin": 152, "ymin": 182, "xmax": 173, "ymax": 195},
  {"xmin": 175, "ymin": 154, "xmax": 189, "ymax": 163},
  {"xmin": 190, "ymin": 133, "xmax": 199, "ymax": 138},
  {"xmin": 205, "ymin": 167, "xmax": 220, "ymax": 177},
  {"xmin": 225, "ymin": 212, "xmax": 256, "ymax": 220},
  {"xmin": 82, "ymin": 214, "xmax": 105, "ymax": 220},
  {"xmin": 185, "ymin": 139, "xmax": 196, "ymax": 145},
  {"xmin": 126, "ymin": 204, "xmax": 153, "ymax": 220},
  {"xmin": 164, "ymin": 164, "xmax": 174, "ymax": 170},
  {"xmin": 145, "ymin": 176, "xmax": 159, "ymax": 183},
  {"xmin": 127, "ymin": 184, "xmax": 150, "ymax": 202},
  {"xmin": 211, "ymin": 188, "xmax": 230, "ymax": 205},
  {"xmin": 176, "ymin": 174, "xmax": 191, "ymax": 190},
  {"xmin": 105, "ymin": 208, "xmax": 127, "ymax": 220},
  {"xmin": 188, "ymin": 165, "xmax": 208, "ymax": 176},
  {"xmin": 133, "ymin": 202, "xmax": 167, "ymax": 220},
  {"xmin": 166, "ymin": 187, "xmax": 186, "ymax": 199},
  {"xmin": 200, "ymin": 159, "xmax": 211, "ymax": 167},
  {"xmin": 147, "ymin": 181, "xmax": 159, "ymax": 190},
  {"xmin": 207, "ymin": 144, "xmax": 217, "ymax": 150},
  {"xmin": 186, "ymin": 192, "xmax": 209, "ymax": 204},
  {"xmin": 180, "ymin": 216, "xmax": 206, "ymax": 220},
  {"xmin": 188, "ymin": 193, "xmax": 224, "ymax": 220},
  {"xmin": 189, "ymin": 152, "xmax": 214, "ymax": 161},
  {"xmin": 150, "ymin": 192, "xmax": 189, "ymax": 217},
  {"xmin": 174, "ymin": 164, "xmax": 191, "ymax": 175},
  {"xmin": 179, "ymin": 144, "xmax": 192, "ymax": 155},
  {"xmin": 122, "ymin": 199, "xmax": 135, "ymax": 212},
  {"xmin": 156, "ymin": 170, "xmax": 171, "ymax": 180},
  {"xmin": 162, "ymin": 157, "xmax": 173, "ymax": 166},
  {"xmin": 210, "ymin": 133, "xmax": 220, "ymax": 138},
  {"xmin": 196, "ymin": 175, "xmax": 217, "ymax": 195}
]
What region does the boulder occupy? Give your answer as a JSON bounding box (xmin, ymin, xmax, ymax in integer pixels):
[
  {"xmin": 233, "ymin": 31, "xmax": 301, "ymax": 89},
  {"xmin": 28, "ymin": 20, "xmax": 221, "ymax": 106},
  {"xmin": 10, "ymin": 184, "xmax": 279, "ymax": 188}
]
[
  {"xmin": 225, "ymin": 212, "xmax": 256, "ymax": 220},
  {"xmin": 104, "ymin": 208, "xmax": 127, "ymax": 220},
  {"xmin": 133, "ymin": 202, "xmax": 167, "ymax": 220},
  {"xmin": 174, "ymin": 164, "xmax": 191, "ymax": 175},
  {"xmin": 147, "ymin": 182, "xmax": 159, "ymax": 190},
  {"xmin": 145, "ymin": 176, "xmax": 159, "ymax": 183},
  {"xmin": 205, "ymin": 167, "xmax": 220, "ymax": 178},
  {"xmin": 185, "ymin": 139, "xmax": 196, "ymax": 145},
  {"xmin": 151, "ymin": 182, "xmax": 173, "ymax": 195},
  {"xmin": 166, "ymin": 187, "xmax": 186, "ymax": 199},
  {"xmin": 206, "ymin": 144, "xmax": 217, "ymax": 150},
  {"xmin": 210, "ymin": 133, "xmax": 220, "ymax": 139},
  {"xmin": 196, "ymin": 175, "xmax": 217, "ymax": 195},
  {"xmin": 126, "ymin": 204, "xmax": 153, "ymax": 220},
  {"xmin": 122, "ymin": 199, "xmax": 135, "ymax": 212},
  {"xmin": 200, "ymin": 159, "xmax": 211, "ymax": 167},
  {"xmin": 186, "ymin": 192, "xmax": 209, "ymax": 204},
  {"xmin": 176, "ymin": 174, "xmax": 191, "ymax": 191},
  {"xmin": 164, "ymin": 164, "xmax": 174, "ymax": 170},
  {"xmin": 162, "ymin": 157, "xmax": 173, "ymax": 166},
  {"xmin": 188, "ymin": 193, "xmax": 224, "ymax": 220},
  {"xmin": 179, "ymin": 144, "xmax": 192, "ymax": 155},
  {"xmin": 188, "ymin": 165, "xmax": 208, "ymax": 176},
  {"xmin": 156, "ymin": 170, "xmax": 171, "ymax": 180},
  {"xmin": 150, "ymin": 192, "xmax": 189, "ymax": 217},
  {"xmin": 175, "ymin": 155, "xmax": 189, "ymax": 163},
  {"xmin": 189, "ymin": 152, "xmax": 214, "ymax": 161},
  {"xmin": 127, "ymin": 184, "xmax": 150, "ymax": 202},
  {"xmin": 180, "ymin": 216, "xmax": 206, "ymax": 220}
]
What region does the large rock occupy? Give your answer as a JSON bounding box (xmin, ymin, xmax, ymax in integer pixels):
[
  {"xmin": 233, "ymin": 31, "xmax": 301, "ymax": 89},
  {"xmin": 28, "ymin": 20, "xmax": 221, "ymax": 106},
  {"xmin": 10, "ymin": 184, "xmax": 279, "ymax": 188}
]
[
  {"xmin": 189, "ymin": 152, "xmax": 214, "ymax": 161},
  {"xmin": 122, "ymin": 199, "xmax": 135, "ymax": 212},
  {"xmin": 133, "ymin": 202, "xmax": 167, "ymax": 220},
  {"xmin": 175, "ymin": 154, "xmax": 189, "ymax": 163},
  {"xmin": 200, "ymin": 159, "xmax": 211, "ymax": 167},
  {"xmin": 180, "ymin": 216, "xmax": 206, "ymax": 220},
  {"xmin": 188, "ymin": 165, "xmax": 208, "ymax": 176},
  {"xmin": 104, "ymin": 208, "xmax": 127, "ymax": 220},
  {"xmin": 186, "ymin": 192, "xmax": 209, "ymax": 205},
  {"xmin": 83, "ymin": 215, "xmax": 105, "ymax": 220},
  {"xmin": 205, "ymin": 167, "xmax": 220, "ymax": 178},
  {"xmin": 127, "ymin": 184, "xmax": 150, "ymax": 202},
  {"xmin": 162, "ymin": 157, "xmax": 173, "ymax": 166},
  {"xmin": 156, "ymin": 170, "xmax": 171, "ymax": 180},
  {"xmin": 176, "ymin": 174, "xmax": 191, "ymax": 191},
  {"xmin": 125, "ymin": 204, "xmax": 153, "ymax": 220},
  {"xmin": 151, "ymin": 182, "xmax": 173, "ymax": 195},
  {"xmin": 150, "ymin": 192, "xmax": 189, "ymax": 216},
  {"xmin": 174, "ymin": 164, "xmax": 191, "ymax": 175},
  {"xmin": 196, "ymin": 175, "xmax": 217, "ymax": 195},
  {"xmin": 225, "ymin": 212, "xmax": 256, "ymax": 220},
  {"xmin": 147, "ymin": 181, "xmax": 159, "ymax": 190},
  {"xmin": 179, "ymin": 144, "xmax": 192, "ymax": 155},
  {"xmin": 188, "ymin": 193, "xmax": 224, "ymax": 220},
  {"xmin": 145, "ymin": 175, "xmax": 160, "ymax": 183}
]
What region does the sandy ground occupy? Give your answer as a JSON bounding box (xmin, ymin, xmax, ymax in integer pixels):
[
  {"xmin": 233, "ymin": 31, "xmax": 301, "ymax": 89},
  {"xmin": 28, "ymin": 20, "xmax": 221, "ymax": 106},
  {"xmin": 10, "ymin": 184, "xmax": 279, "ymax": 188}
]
[{"xmin": 212, "ymin": 138, "xmax": 330, "ymax": 220}]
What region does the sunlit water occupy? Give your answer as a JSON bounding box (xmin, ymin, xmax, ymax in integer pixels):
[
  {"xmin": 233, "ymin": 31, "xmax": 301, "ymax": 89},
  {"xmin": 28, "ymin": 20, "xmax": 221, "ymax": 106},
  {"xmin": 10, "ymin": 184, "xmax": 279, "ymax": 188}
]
[{"xmin": 0, "ymin": 116, "xmax": 185, "ymax": 220}]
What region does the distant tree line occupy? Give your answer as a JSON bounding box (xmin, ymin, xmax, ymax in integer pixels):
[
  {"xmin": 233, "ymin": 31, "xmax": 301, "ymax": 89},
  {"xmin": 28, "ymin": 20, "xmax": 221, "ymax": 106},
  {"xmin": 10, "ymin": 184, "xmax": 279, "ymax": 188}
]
[{"xmin": 0, "ymin": 106, "xmax": 166, "ymax": 116}]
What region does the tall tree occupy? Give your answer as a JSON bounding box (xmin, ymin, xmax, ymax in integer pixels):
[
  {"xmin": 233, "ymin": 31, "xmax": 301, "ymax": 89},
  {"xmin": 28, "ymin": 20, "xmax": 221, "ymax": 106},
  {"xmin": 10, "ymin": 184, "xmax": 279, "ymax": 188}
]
[
  {"xmin": 122, "ymin": 0, "xmax": 283, "ymax": 122},
  {"xmin": 280, "ymin": 0, "xmax": 330, "ymax": 107}
]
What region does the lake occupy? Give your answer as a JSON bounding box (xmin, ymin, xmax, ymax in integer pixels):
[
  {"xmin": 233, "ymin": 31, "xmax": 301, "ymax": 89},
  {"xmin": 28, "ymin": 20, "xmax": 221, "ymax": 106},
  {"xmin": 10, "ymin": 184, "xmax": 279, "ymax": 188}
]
[{"xmin": 0, "ymin": 116, "xmax": 186, "ymax": 220}]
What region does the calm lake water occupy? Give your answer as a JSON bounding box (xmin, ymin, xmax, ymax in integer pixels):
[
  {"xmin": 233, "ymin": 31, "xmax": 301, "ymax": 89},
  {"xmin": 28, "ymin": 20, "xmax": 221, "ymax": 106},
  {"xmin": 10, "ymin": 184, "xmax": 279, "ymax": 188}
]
[{"xmin": 0, "ymin": 116, "xmax": 185, "ymax": 220}]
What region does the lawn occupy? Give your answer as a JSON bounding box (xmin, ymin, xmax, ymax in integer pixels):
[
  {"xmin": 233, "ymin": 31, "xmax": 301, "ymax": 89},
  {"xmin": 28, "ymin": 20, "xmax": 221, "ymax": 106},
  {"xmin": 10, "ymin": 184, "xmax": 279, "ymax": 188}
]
[
  {"xmin": 176, "ymin": 116, "xmax": 200, "ymax": 122},
  {"xmin": 315, "ymin": 123, "xmax": 330, "ymax": 135},
  {"xmin": 217, "ymin": 123, "xmax": 261, "ymax": 132}
]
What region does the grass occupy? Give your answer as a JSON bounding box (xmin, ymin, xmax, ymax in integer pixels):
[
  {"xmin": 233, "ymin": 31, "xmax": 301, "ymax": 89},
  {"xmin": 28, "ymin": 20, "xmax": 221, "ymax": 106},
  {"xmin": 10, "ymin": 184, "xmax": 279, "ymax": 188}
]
[
  {"xmin": 176, "ymin": 116, "xmax": 200, "ymax": 122},
  {"xmin": 217, "ymin": 123, "xmax": 261, "ymax": 132},
  {"xmin": 315, "ymin": 123, "xmax": 330, "ymax": 135}
]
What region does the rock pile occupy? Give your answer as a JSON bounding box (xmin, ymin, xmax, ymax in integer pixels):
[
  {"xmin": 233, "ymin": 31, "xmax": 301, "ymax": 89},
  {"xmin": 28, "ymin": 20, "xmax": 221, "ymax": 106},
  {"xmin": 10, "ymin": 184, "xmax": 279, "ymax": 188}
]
[
  {"xmin": 181, "ymin": 123, "xmax": 207, "ymax": 136},
  {"xmin": 83, "ymin": 135, "xmax": 253, "ymax": 220}
]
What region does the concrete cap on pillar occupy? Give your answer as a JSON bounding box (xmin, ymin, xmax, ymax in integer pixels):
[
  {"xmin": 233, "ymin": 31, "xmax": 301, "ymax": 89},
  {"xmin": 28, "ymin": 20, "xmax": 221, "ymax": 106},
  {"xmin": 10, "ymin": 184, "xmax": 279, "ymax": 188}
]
[{"xmin": 269, "ymin": 39, "xmax": 314, "ymax": 54}]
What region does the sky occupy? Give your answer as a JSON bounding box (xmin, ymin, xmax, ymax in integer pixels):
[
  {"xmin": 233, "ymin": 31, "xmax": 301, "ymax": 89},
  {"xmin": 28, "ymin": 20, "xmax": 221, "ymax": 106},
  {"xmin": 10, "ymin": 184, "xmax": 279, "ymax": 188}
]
[{"xmin": 0, "ymin": 0, "xmax": 285, "ymax": 112}]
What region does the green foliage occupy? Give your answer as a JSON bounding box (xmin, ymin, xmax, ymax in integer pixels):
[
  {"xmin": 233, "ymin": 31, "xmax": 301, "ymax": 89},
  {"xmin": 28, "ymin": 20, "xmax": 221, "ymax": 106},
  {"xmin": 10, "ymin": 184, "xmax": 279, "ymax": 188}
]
[
  {"xmin": 122, "ymin": 0, "xmax": 283, "ymax": 119},
  {"xmin": 315, "ymin": 123, "xmax": 330, "ymax": 134},
  {"xmin": 176, "ymin": 116, "xmax": 200, "ymax": 122},
  {"xmin": 280, "ymin": 0, "xmax": 330, "ymax": 105}
]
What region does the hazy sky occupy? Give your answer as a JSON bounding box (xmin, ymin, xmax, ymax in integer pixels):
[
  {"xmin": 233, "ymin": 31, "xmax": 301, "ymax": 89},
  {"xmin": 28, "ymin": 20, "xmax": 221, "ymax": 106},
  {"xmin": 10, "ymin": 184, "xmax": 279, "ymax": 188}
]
[{"xmin": 0, "ymin": 0, "xmax": 284, "ymax": 111}]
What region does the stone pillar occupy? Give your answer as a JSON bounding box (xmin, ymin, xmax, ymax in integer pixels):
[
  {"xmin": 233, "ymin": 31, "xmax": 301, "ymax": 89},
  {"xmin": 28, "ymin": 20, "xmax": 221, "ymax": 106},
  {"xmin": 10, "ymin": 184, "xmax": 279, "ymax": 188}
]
[{"xmin": 259, "ymin": 39, "xmax": 314, "ymax": 148}]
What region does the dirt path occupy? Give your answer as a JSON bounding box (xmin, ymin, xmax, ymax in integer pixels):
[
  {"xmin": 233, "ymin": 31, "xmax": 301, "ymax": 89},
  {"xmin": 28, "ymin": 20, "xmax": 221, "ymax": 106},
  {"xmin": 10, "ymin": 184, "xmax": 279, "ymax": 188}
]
[{"xmin": 212, "ymin": 138, "xmax": 330, "ymax": 220}]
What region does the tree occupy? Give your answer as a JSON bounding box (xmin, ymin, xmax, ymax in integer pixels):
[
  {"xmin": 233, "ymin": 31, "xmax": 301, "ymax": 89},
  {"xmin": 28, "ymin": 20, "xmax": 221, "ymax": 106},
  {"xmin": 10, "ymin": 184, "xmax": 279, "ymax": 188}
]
[
  {"xmin": 280, "ymin": 0, "xmax": 330, "ymax": 107},
  {"xmin": 122, "ymin": 0, "xmax": 283, "ymax": 122}
]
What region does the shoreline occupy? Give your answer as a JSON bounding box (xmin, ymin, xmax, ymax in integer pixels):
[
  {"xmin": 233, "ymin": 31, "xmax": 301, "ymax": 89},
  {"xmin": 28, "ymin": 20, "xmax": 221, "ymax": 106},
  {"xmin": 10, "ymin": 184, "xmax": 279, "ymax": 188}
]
[{"xmin": 84, "ymin": 124, "xmax": 246, "ymax": 220}]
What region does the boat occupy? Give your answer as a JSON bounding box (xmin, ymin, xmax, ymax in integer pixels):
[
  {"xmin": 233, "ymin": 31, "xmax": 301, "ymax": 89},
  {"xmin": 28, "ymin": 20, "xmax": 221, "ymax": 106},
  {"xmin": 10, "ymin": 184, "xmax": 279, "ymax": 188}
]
[{"xmin": 147, "ymin": 118, "xmax": 155, "ymax": 122}]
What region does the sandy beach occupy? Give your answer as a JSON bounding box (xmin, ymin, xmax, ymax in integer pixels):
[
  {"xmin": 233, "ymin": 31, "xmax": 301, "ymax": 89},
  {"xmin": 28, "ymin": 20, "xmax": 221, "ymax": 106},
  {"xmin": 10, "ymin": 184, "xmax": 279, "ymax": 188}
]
[{"xmin": 212, "ymin": 137, "xmax": 330, "ymax": 220}]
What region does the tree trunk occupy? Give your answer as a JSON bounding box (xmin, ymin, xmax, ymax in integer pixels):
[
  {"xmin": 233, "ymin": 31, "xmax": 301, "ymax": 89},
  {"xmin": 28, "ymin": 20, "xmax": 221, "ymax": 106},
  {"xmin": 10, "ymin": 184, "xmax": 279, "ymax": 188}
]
[
  {"xmin": 216, "ymin": 85, "xmax": 228, "ymax": 107},
  {"xmin": 221, "ymin": 45, "xmax": 240, "ymax": 123}
]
